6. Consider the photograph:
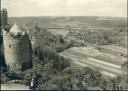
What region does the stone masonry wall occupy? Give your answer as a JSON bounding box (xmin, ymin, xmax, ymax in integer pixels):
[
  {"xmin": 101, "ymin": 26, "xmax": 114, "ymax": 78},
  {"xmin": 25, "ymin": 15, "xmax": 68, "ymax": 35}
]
[{"xmin": 3, "ymin": 33, "xmax": 32, "ymax": 71}]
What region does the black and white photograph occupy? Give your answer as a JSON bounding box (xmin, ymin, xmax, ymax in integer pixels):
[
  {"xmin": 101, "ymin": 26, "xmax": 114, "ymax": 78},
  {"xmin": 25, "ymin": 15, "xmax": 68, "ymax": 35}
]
[{"xmin": 0, "ymin": 0, "xmax": 127, "ymax": 90}]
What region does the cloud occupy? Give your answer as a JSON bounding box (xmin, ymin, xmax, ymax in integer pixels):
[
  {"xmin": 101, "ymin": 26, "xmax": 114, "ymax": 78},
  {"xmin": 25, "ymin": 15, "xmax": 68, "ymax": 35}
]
[{"xmin": 1, "ymin": 0, "xmax": 127, "ymax": 17}]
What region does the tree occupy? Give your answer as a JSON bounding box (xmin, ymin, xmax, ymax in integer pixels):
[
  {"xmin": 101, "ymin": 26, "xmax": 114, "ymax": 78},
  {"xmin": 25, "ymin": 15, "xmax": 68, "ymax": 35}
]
[{"xmin": 121, "ymin": 61, "xmax": 128, "ymax": 75}]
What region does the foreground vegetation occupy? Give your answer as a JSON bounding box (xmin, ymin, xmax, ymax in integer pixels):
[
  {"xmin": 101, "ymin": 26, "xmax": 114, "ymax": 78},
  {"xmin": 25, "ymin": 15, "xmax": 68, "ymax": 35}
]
[{"xmin": 1, "ymin": 60, "xmax": 128, "ymax": 90}]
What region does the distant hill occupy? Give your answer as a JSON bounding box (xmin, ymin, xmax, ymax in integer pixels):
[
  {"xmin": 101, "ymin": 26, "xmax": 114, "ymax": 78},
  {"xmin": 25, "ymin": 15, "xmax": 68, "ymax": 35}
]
[
  {"xmin": 8, "ymin": 16, "xmax": 127, "ymax": 29},
  {"xmin": 96, "ymin": 16, "xmax": 127, "ymax": 21}
]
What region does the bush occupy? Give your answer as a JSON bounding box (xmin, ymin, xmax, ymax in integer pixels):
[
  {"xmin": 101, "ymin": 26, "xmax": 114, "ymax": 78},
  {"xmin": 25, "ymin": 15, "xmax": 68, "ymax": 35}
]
[{"xmin": 1, "ymin": 73, "xmax": 10, "ymax": 83}]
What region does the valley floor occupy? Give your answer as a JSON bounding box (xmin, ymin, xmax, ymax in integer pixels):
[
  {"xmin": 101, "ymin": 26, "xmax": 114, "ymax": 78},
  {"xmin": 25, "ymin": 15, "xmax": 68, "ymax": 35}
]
[{"xmin": 60, "ymin": 46, "xmax": 127, "ymax": 78}]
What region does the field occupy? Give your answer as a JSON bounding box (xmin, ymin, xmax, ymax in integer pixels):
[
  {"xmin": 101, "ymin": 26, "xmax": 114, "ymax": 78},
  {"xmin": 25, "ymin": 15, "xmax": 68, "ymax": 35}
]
[
  {"xmin": 60, "ymin": 46, "xmax": 127, "ymax": 78},
  {"xmin": 46, "ymin": 28, "xmax": 69, "ymax": 36}
]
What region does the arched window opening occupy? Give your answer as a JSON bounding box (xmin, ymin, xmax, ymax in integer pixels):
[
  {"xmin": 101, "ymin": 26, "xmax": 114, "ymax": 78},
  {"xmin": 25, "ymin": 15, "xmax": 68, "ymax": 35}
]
[{"xmin": 9, "ymin": 45, "xmax": 11, "ymax": 48}]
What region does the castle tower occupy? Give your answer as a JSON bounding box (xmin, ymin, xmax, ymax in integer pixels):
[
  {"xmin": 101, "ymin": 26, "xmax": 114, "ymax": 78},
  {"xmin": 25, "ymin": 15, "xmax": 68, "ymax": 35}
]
[
  {"xmin": 3, "ymin": 24, "xmax": 32, "ymax": 71},
  {"xmin": 0, "ymin": 8, "xmax": 8, "ymax": 46},
  {"xmin": 0, "ymin": 8, "xmax": 8, "ymax": 26}
]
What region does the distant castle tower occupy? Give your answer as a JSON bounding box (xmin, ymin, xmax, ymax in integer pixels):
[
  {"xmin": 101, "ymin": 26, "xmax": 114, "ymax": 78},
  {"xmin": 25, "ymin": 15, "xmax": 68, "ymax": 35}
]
[
  {"xmin": 0, "ymin": 8, "xmax": 8, "ymax": 45},
  {"xmin": 3, "ymin": 24, "xmax": 32, "ymax": 71},
  {"xmin": 0, "ymin": 8, "xmax": 8, "ymax": 26}
]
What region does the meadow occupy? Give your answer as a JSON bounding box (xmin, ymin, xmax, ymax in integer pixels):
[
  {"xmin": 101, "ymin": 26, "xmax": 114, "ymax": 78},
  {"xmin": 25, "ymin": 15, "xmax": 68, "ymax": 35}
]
[{"xmin": 60, "ymin": 46, "xmax": 127, "ymax": 78}]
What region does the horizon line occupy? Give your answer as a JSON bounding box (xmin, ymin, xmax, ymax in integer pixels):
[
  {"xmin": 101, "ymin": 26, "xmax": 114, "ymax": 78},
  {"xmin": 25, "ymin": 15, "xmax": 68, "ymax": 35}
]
[{"xmin": 8, "ymin": 15, "xmax": 127, "ymax": 18}]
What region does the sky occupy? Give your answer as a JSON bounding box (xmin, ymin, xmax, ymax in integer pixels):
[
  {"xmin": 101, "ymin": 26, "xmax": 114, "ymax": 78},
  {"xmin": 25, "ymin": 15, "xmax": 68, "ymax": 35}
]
[{"xmin": 1, "ymin": 0, "xmax": 127, "ymax": 17}]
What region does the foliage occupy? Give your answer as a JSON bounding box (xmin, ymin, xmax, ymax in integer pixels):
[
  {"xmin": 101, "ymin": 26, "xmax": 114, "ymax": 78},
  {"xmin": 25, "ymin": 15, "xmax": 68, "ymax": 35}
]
[
  {"xmin": 67, "ymin": 27, "xmax": 127, "ymax": 46},
  {"xmin": 121, "ymin": 61, "xmax": 128, "ymax": 74},
  {"xmin": 1, "ymin": 72, "xmax": 10, "ymax": 83},
  {"xmin": 0, "ymin": 44, "xmax": 6, "ymax": 67},
  {"xmin": 29, "ymin": 25, "xmax": 73, "ymax": 52},
  {"xmin": 1, "ymin": 67, "xmax": 10, "ymax": 83},
  {"xmin": 106, "ymin": 75, "xmax": 128, "ymax": 90}
]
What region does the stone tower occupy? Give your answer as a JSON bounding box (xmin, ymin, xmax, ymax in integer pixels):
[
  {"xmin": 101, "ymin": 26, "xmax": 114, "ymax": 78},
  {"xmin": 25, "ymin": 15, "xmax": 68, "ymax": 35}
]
[
  {"xmin": 3, "ymin": 24, "xmax": 32, "ymax": 71},
  {"xmin": 0, "ymin": 8, "xmax": 8, "ymax": 67},
  {"xmin": 0, "ymin": 8, "xmax": 8, "ymax": 26},
  {"xmin": 0, "ymin": 8, "xmax": 8, "ymax": 46}
]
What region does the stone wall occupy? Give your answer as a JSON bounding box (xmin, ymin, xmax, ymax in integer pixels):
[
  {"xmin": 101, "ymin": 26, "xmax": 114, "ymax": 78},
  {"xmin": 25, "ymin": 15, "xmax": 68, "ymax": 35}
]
[{"xmin": 3, "ymin": 33, "xmax": 32, "ymax": 71}]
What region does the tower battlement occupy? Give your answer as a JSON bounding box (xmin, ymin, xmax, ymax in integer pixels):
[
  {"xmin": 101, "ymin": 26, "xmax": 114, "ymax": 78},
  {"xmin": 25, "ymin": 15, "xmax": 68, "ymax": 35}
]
[{"xmin": 3, "ymin": 24, "xmax": 28, "ymax": 37}]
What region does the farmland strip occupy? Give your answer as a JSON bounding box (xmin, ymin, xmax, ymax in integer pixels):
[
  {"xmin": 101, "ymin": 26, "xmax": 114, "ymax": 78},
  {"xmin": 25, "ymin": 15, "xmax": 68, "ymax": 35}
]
[
  {"xmin": 70, "ymin": 48, "xmax": 122, "ymax": 65},
  {"xmin": 62, "ymin": 51, "xmax": 121, "ymax": 70},
  {"xmin": 73, "ymin": 61, "xmax": 116, "ymax": 77},
  {"xmin": 87, "ymin": 58, "xmax": 121, "ymax": 69},
  {"xmin": 101, "ymin": 71, "xmax": 116, "ymax": 77},
  {"xmin": 61, "ymin": 52, "xmax": 121, "ymax": 74}
]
